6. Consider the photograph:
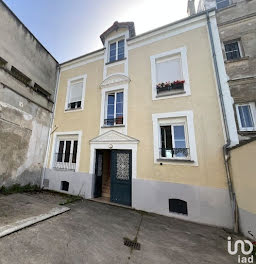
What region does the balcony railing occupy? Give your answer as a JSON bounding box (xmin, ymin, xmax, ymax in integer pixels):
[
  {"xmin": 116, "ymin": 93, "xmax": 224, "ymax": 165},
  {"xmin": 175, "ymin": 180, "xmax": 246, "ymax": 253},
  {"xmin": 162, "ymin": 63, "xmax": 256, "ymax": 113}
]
[
  {"xmin": 104, "ymin": 117, "xmax": 123, "ymax": 126},
  {"xmin": 53, "ymin": 153, "xmax": 76, "ymax": 171},
  {"xmin": 159, "ymin": 148, "xmax": 190, "ymax": 159}
]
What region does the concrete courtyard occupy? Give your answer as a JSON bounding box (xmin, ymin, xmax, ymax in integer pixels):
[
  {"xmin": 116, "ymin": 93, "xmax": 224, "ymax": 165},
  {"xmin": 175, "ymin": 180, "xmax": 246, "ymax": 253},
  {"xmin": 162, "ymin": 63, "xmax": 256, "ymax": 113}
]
[{"xmin": 0, "ymin": 192, "xmax": 239, "ymax": 264}]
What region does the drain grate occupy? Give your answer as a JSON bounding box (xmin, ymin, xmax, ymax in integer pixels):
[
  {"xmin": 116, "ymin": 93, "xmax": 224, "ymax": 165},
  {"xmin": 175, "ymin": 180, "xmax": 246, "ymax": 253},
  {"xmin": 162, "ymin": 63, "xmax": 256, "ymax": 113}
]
[{"xmin": 123, "ymin": 237, "xmax": 141, "ymax": 250}]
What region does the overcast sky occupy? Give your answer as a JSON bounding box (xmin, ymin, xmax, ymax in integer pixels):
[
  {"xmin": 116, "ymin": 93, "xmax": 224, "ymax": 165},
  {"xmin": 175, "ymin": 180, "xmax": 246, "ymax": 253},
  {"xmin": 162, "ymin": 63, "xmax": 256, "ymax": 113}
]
[{"xmin": 3, "ymin": 0, "xmax": 199, "ymax": 63}]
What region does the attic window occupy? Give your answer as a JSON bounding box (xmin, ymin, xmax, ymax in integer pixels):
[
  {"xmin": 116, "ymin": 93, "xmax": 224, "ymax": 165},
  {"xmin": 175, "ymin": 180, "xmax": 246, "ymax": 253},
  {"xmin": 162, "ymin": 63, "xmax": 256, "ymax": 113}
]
[
  {"xmin": 34, "ymin": 83, "xmax": 51, "ymax": 99},
  {"xmin": 109, "ymin": 39, "xmax": 125, "ymax": 63},
  {"xmin": 11, "ymin": 66, "xmax": 31, "ymax": 85}
]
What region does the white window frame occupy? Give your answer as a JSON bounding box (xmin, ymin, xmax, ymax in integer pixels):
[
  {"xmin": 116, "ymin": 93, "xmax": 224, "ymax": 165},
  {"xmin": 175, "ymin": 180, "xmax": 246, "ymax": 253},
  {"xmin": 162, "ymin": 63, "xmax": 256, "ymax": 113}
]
[
  {"xmin": 100, "ymin": 83, "xmax": 128, "ymax": 134},
  {"xmin": 108, "ymin": 38, "xmax": 125, "ymax": 63},
  {"xmin": 224, "ymin": 40, "xmax": 242, "ymax": 61},
  {"xmin": 50, "ymin": 131, "xmax": 82, "ymax": 172},
  {"xmin": 64, "ymin": 74, "xmax": 87, "ymax": 112},
  {"xmin": 159, "ymin": 121, "xmax": 189, "ymax": 160},
  {"xmin": 104, "ymin": 90, "xmax": 124, "ymax": 126},
  {"xmin": 235, "ymin": 103, "xmax": 256, "ymax": 131},
  {"xmin": 150, "ymin": 47, "xmax": 190, "ymax": 100},
  {"xmin": 152, "ymin": 111, "xmax": 198, "ymax": 165}
]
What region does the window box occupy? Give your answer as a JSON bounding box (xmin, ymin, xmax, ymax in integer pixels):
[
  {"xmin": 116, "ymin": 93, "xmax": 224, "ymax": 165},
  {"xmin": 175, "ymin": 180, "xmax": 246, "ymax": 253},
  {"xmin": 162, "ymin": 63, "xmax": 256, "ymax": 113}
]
[{"xmin": 156, "ymin": 81, "xmax": 185, "ymax": 95}]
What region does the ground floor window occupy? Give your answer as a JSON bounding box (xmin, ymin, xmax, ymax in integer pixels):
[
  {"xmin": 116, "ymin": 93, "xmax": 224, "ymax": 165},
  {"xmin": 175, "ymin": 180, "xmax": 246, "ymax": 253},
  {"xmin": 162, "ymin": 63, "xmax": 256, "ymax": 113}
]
[
  {"xmin": 236, "ymin": 103, "xmax": 256, "ymax": 131},
  {"xmin": 53, "ymin": 136, "xmax": 78, "ymax": 171}
]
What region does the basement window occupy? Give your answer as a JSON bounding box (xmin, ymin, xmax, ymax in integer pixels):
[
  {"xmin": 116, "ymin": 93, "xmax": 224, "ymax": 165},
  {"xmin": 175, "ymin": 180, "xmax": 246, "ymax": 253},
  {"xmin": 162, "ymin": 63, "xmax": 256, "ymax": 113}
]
[
  {"xmin": 169, "ymin": 199, "xmax": 188, "ymax": 215},
  {"xmin": 61, "ymin": 181, "xmax": 69, "ymax": 192}
]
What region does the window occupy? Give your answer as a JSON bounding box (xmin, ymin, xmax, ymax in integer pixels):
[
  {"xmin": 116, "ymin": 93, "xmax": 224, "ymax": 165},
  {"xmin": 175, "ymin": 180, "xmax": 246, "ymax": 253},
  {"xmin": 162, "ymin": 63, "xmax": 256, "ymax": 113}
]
[
  {"xmin": 104, "ymin": 91, "xmax": 123, "ymax": 126},
  {"xmin": 160, "ymin": 123, "xmax": 189, "ymax": 159},
  {"xmin": 109, "ymin": 39, "xmax": 125, "ymax": 62},
  {"xmin": 216, "ymin": 0, "xmax": 229, "ymax": 9},
  {"xmin": 151, "ymin": 47, "xmax": 190, "ymax": 100},
  {"xmin": 152, "ymin": 111, "xmax": 198, "ymax": 164},
  {"xmin": 224, "ymin": 41, "xmax": 241, "ymax": 61},
  {"xmin": 54, "ymin": 137, "xmax": 78, "ymax": 170},
  {"xmin": 65, "ymin": 75, "xmax": 86, "ymax": 111},
  {"xmin": 236, "ymin": 103, "xmax": 256, "ymax": 131},
  {"xmin": 61, "ymin": 181, "xmax": 69, "ymax": 192}
]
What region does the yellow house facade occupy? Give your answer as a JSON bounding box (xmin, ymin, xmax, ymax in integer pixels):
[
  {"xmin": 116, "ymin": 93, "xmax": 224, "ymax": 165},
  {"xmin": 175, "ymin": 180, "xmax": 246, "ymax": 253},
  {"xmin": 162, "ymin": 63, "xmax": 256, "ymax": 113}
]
[{"xmin": 43, "ymin": 11, "xmax": 239, "ymax": 228}]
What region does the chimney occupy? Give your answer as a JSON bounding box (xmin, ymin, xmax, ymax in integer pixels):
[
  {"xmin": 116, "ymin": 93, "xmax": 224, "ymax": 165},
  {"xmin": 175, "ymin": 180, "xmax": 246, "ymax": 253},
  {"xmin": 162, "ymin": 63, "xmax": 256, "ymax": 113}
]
[{"xmin": 187, "ymin": 0, "xmax": 196, "ymax": 16}]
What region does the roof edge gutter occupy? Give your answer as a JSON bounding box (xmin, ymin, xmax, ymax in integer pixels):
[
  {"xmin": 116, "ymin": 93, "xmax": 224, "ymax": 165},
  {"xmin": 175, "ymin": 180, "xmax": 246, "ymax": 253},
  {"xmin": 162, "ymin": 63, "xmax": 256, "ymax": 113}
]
[{"xmin": 206, "ymin": 11, "xmax": 239, "ymax": 233}]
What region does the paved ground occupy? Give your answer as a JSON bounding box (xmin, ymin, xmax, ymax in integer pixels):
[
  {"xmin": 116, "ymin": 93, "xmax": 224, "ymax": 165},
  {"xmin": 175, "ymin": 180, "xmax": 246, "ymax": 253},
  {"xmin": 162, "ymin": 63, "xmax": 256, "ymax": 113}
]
[
  {"xmin": 0, "ymin": 192, "xmax": 65, "ymax": 227},
  {"xmin": 0, "ymin": 193, "xmax": 239, "ymax": 264}
]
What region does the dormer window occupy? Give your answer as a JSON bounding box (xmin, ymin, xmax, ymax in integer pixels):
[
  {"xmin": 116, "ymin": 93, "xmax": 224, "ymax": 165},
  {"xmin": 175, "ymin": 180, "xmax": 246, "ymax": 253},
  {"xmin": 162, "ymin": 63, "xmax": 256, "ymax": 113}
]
[{"xmin": 109, "ymin": 39, "xmax": 125, "ymax": 63}]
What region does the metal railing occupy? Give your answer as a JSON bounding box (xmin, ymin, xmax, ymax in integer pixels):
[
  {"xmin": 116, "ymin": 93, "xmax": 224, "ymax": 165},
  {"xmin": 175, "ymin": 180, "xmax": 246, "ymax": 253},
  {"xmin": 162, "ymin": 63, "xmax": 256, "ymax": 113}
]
[
  {"xmin": 53, "ymin": 153, "xmax": 76, "ymax": 171},
  {"xmin": 104, "ymin": 117, "xmax": 123, "ymax": 126},
  {"xmin": 159, "ymin": 148, "xmax": 190, "ymax": 159}
]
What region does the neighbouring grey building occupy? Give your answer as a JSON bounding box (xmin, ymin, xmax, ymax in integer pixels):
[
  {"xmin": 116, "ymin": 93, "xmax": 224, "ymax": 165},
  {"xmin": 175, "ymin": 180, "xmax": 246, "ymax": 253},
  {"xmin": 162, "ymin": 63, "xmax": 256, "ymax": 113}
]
[
  {"xmin": 0, "ymin": 1, "xmax": 59, "ymax": 187},
  {"xmin": 194, "ymin": 0, "xmax": 256, "ymax": 140}
]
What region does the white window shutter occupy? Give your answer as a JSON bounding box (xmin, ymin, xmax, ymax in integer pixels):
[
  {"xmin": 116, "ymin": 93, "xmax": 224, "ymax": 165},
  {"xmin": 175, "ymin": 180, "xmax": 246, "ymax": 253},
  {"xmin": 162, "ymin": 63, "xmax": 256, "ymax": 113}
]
[
  {"xmin": 156, "ymin": 57, "xmax": 182, "ymax": 84},
  {"xmin": 69, "ymin": 81, "xmax": 83, "ymax": 103}
]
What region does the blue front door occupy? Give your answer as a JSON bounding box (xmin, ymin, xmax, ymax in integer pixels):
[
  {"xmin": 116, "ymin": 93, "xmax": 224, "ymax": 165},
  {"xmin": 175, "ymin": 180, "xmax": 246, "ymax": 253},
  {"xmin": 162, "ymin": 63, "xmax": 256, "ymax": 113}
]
[{"xmin": 110, "ymin": 150, "xmax": 132, "ymax": 206}]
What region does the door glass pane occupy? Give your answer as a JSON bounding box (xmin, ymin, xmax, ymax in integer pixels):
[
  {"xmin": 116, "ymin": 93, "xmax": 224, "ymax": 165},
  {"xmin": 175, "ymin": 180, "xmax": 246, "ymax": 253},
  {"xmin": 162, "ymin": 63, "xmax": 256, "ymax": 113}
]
[
  {"xmin": 57, "ymin": 141, "xmax": 64, "ymax": 162},
  {"xmin": 118, "ymin": 40, "xmax": 125, "ymax": 60},
  {"xmin": 173, "ymin": 125, "xmax": 186, "ymax": 157},
  {"xmin": 72, "ymin": 140, "xmax": 78, "ymax": 163},
  {"xmin": 116, "ymin": 153, "xmax": 129, "ymax": 180},
  {"xmin": 64, "ymin": 141, "xmax": 71, "ymax": 162},
  {"xmin": 238, "ymin": 105, "xmax": 254, "ymax": 128},
  {"xmin": 109, "ymin": 42, "xmax": 116, "ymax": 62}
]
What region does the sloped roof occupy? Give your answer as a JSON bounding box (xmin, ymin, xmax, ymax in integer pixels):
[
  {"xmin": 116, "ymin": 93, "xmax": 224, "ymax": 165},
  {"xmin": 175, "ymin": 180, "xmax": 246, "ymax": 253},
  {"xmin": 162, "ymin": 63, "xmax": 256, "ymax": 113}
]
[{"xmin": 100, "ymin": 21, "xmax": 136, "ymax": 44}]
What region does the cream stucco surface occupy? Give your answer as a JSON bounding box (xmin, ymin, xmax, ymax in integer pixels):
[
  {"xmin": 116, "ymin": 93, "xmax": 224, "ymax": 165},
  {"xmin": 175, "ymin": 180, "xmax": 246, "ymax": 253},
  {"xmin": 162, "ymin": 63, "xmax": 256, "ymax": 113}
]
[
  {"xmin": 230, "ymin": 140, "xmax": 256, "ymax": 214},
  {"xmin": 48, "ymin": 22, "xmax": 228, "ymax": 191},
  {"xmin": 106, "ymin": 63, "xmax": 125, "ymax": 76}
]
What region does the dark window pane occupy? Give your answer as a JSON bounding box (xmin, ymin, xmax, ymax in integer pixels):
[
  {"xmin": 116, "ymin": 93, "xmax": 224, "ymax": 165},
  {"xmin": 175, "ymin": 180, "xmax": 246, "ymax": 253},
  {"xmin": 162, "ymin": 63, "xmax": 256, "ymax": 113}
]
[
  {"xmin": 64, "ymin": 141, "xmax": 71, "ymax": 162},
  {"xmin": 116, "ymin": 92, "xmax": 123, "ymax": 103},
  {"xmin": 118, "ymin": 40, "xmax": 125, "ymax": 60},
  {"xmin": 216, "ymin": 0, "xmax": 229, "ymax": 9},
  {"xmin": 72, "ymin": 140, "xmax": 78, "ymax": 163},
  {"xmin": 160, "ymin": 126, "xmax": 172, "ymax": 157},
  {"xmin": 239, "ymin": 105, "xmax": 254, "ymax": 128},
  {"xmin": 57, "ymin": 141, "xmax": 64, "ymax": 162},
  {"xmin": 224, "ymin": 42, "xmax": 241, "ymax": 60},
  {"xmin": 108, "ymin": 94, "xmax": 115, "ymax": 104},
  {"xmin": 109, "ymin": 42, "xmax": 116, "ymax": 62}
]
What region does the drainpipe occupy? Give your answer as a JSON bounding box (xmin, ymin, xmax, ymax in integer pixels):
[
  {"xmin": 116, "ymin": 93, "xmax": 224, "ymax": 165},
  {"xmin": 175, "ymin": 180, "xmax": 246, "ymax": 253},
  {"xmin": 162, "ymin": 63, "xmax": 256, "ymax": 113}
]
[
  {"xmin": 206, "ymin": 11, "xmax": 238, "ymax": 232},
  {"xmin": 40, "ymin": 65, "xmax": 60, "ymax": 188}
]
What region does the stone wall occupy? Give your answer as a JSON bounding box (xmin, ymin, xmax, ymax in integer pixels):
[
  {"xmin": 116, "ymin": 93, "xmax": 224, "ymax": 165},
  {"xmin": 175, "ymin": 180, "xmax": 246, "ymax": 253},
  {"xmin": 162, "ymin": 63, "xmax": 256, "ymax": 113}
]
[{"xmin": 0, "ymin": 1, "xmax": 58, "ymax": 186}]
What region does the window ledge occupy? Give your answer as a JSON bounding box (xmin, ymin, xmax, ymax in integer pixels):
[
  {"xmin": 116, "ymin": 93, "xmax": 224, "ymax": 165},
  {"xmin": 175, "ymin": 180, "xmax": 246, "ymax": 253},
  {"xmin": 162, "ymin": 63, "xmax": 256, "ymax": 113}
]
[
  {"xmin": 156, "ymin": 158, "xmax": 194, "ymax": 163},
  {"xmin": 101, "ymin": 125, "xmax": 125, "ymax": 128},
  {"xmin": 156, "ymin": 90, "xmax": 186, "ymax": 98},
  {"xmin": 53, "ymin": 168, "xmax": 75, "ymax": 172},
  {"xmin": 238, "ymin": 130, "xmax": 256, "ymax": 134},
  {"xmin": 105, "ymin": 57, "xmax": 126, "ymax": 65},
  {"xmin": 225, "ymin": 56, "xmax": 249, "ymax": 64},
  {"xmin": 65, "ymin": 107, "xmax": 82, "ymax": 112}
]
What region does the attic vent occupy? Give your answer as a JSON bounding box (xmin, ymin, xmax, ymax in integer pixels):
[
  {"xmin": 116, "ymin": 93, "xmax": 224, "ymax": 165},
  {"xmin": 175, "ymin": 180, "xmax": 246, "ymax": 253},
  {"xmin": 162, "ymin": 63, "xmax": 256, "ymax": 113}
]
[
  {"xmin": 11, "ymin": 66, "xmax": 31, "ymax": 85},
  {"xmin": 169, "ymin": 199, "xmax": 188, "ymax": 215},
  {"xmin": 34, "ymin": 83, "xmax": 51, "ymax": 99},
  {"xmin": 61, "ymin": 181, "xmax": 69, "ymax": 192},
  {"xmin": 0, "ymin": 57, "xmax": 7, "ymax": 67}
]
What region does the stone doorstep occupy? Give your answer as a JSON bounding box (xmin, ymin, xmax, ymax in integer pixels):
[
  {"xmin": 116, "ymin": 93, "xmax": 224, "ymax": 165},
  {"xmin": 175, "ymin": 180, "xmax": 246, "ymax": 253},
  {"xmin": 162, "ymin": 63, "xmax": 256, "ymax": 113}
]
[{"xmin": 0, "ymin": 206, "xmax": 70, "ymax": 238}]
